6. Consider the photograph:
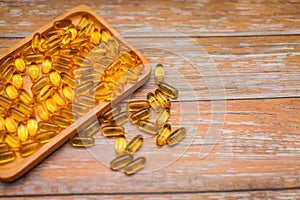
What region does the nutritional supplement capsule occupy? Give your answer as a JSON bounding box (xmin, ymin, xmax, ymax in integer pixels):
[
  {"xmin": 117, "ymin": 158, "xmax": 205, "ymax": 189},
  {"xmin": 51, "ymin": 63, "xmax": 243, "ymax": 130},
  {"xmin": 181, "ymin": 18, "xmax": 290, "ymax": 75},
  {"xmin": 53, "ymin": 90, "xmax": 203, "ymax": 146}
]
[
  {"xmin": 5, "ymin": 134, "xmax": 20, "ymax": 148},
  {"xmin": 110, "ymin": 154, "xmax": 133, "ymax": 171},
  {"xmin": 43, "ymin": 34, "xmax": 61, "ymax": 48},
  {"xmin": 14, "ymin": 57, "xmax": 26, "ymax": 73},
  {"xmin": 52, "ymin": 90, "xmax": 66, "ymax": 107},
  {"xmin": 156, "ymin": 108, "xmax": 170, "ymax": 127},
  {"xmin": 16, "ymin": 102, "xmax": 34, "ymax": 116},
  {"xmin": 45, "ymin": 44, "xmax": 61, "ymax": 56},
  {"xmin": 155, "ymin": 63, "xmax": 164, "ymax": 84},
  {"xmin": 0, "ymin": 95, "xmax": 12, "ymax": 109},
  {"xmin": 59, "ymin": 48, "xmax": 79, "ymax": 57},
  {"xmin": 52, "ymin": 62, "xmax": 70, "ymax": 73},
  {"xmin": 6, "ymin": 84, "xmax": 18, "ymax": 100},
  {"xmin": 101, "ymin": 30, "xmax": 111, "ymax": 43},
  {"xmin": 72, "ymin": 55, "xmax": 91, "ymax": 67},
  {"xmin": 42, "ymin": 56, "xmax": 52, "ymax": 74},
  {"xmin": 17, "ymin": 124, "xmax": 28, "ymax": 142},
  {"xmin": 70, "ymin": 135, "xmax": 95, "ymax": 147},
  {"xmin": 19, "ymin": 89, "xmax": 34, "ymax": 105},
  {"xmin": 10, "ymin": 108, "xmax": 26, "ymax": 122},
  {"xmin": 70, "ymin": 103, "xmax": 89, "ymax": 115},
  {"xmin": 5, "ymin": 117, "xmax": 17, "ymax": 133},
  {"xmin": 115, "ymin": 136, "xmax": 126, "ymax": 155},
  {"xmin": 123, "ymin": 70, "xmax": 138, "ymax": 84},
  {"xmin": 49, "ymin": 71, "xmax": 61, "ymax": 87},
  {"xmin": 111, "ymin": 111, "xmax": 128, "ymax": 126},
  {"xmin": 60, "ymin": 108, "xmax": 78, "ymax": 122},
  {"xmin": 128, "ymin": 100, "xmax": 150, "ymax": 112},
  {"xmin": 12, "ymin": 74, "xmax": 23, "ymax": 89},
  {"xmin": 84, "ymin": 22, "xmax": 95, "ymax": 36},
  {"xmin": 39, "ymin": 121, "xmax": 59, "ymax": 132},
  {"xmin": 78, "ymin": 95, "xmax": 95, "ymax": 108},
  {"xmin": 156, "ymin": 124, "xmax": 172, "ymax": 146},
  {"xmin": 1, "ymin": 65, "xmax": 15, "ymax": 84},
  {"xmin": 130, "ymin": 108, "xmax": 150, "ymax": 124},
  {"xmin": 21, "ymin": 43, "xmax": 33, "ymax": 56},
  {"xmin": 101, "ymin": 106, "xmax": 121, "ymax": 122},
  {"xmin": 147, "ymin": 92, "xmax": 162, "ymax": 112},
  {"xmin": 80, "ymin": 73, "xmax": 100, "ymax": 84},
  {"xmin": 61, "ymin": 72, "xmax": 75, "ymax": 87},
  {"xmin": 80, "ymin": 120, "xmax": 100, "ymax": 137},
  {"xmin": 73, "ymin": 67, "xmax": 92, "ymax": 77},
  {"xmin": 0, "ymin": 143, "xmax": 9, "ymax": 153},
  {"xmin": 62, "ymin": 85, "xmax": 74, "ymax": 102},
  {"xmin": 155, "ymin": 89, "xmax": 171, "ymax": 108},
  {"xmin": 32, "ymin": 33, "xmax": 41, "ymax": 52},
  {"xmin": 124, "ymin": 156, "xmax": 146, "ymax": 175},
  {"xmin": 167, "ymin": 127, "xmax": 186, "ymax": 146},
  {"xmin": 53, "ymin": 19, "xmax": 72, "ymax": 30},
  {"xmin": 91, "ymin": 29, "xmax": 101, "ymax": 45},
  {"xmin": 24, "ymin": 54, "xmax": 44, "ymax": 65},
  {"xmin": 0, "ymin": 56, "xmax": 13, "ymax": 73},
  {"xmin": 29, "ymin": 64, "xmax": 40, "ymax": 82},
  {"xmin": 137, "ymin": 120, "xmax": 158, "ymax": 135},
  {"xmin": 0, "ymin": 117, "xmax": 5, "ymax": 132},
  {"xmin": 45, "ymin": 98, "xmax": 57, "ymax": 113},
  {"xmin": 51, "ymin": 115, "xmax": 70, "ymax": 128},
  {"xmin": 102, "ymin": 125, "xmax": 124, "ymax": 137},
  {"xmin": 75, "ymin": 81, "xmax": 94, "ymax": 95},
  {"xmin": 131, "ymin": 64, "xmax": 144, "ymax": 76},
  {"xmin": 20, "ymin": 142, "xmax": 41, "ymax": 157},
  {"xmin": 0, "ymin": 151, "xmax": 16, "ymax": 164},
  {"xmin": 27, "ymin": 119, "xmax": 38, "ymax": 136},
  {"xmin": 77, "ymin": 15, "xmax": 90, "ymax": 30},
  {"xmin": 35, "ymin": 131, "xmax": 56, "ymax": 144},
  {"xmin": 53, "ymin": 55, "xmax": 72, "ymax": 66},
  {"xmin": 36, "ymin": 85, "xmax": 53, "ymax": 102},
  {"xmin": 35, "ymin": 103, "xmax": 49, "ymax": 121},
  {"xmin": 31, "ymin": 76, "xmax": 50, "ymax": 95},
  {"xmin": 158, "ymin": 82, "xmax": 179, "ymax": 99},
  {"xmin": 125, "ymin": 134, "xmax": 143, "ymax": 154},
  {"xmin": 66, "ymin": 28, "xmax": 77, "ymax": 41}
]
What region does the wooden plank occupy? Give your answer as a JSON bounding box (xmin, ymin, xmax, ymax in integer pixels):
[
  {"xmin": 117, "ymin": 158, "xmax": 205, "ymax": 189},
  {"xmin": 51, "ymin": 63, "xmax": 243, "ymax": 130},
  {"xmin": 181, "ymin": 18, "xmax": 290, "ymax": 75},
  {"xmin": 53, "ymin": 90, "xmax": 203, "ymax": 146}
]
[
  {"xmin": 0, "ymin": 98, "xmax": 299, "ymax": 195},
  {"xmin": 1, "ymin": 0, "xmax": 300, "ymax": 37}
]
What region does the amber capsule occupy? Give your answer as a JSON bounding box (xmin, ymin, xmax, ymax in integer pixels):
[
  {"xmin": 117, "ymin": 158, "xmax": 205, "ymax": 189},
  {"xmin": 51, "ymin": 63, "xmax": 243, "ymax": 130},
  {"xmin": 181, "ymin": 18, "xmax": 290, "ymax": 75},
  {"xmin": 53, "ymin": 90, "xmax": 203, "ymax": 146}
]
[
  {"xmin": 29, "ymin": 64, "xmax": 40, "ymax": 82},
  {"xmin": 27, "ymin": 119, "xmax": 38, "ymax": 136},
  {"xmin": 84, "ymin": 22, "xmax": 95, "ymax": 36},
  {"xmin": 52, "ymin": 62, "xmax": 70, "ymax": 73},
  {"xmin": 6, "ymin": 84, "xmax": 18, "ymax": 100},
  {"xmin": 79, "ymin": 46, "xmax": 90, "ymax": 58},
  {"xmin": 156, "ymin": 108, "xmax": 170, "ymax": 127},
  {"xmin": 35, "ymin": 103, "xmax": 49, "ymax": 121},
  {"xmin": 51, "ymin": 115, "xmax": 70, "ymax": 128},
  {"xmin": 75, "ymin": 81, "xmax": 94, "ymax": 95},
  {"xmin": 5, "ymin": 134, "xmax": 20, "ymax": 148},
  {"xmin": 158, "ymin": 82, "xmax": 178, "ymax": 99},
  {"xmin": 0, "ymin": 143, "xmax": 9, "ymax": 153},
  {"xmin": 80, "ymin": 73, "xmax": 100, "ymax": 84},
  {"xmin": 77, "ymin": 15, "xmax": 90, "ymax": 30},
  {"xmin": 92, "ymin": 62, "xmax": 106, "ymax": 74},
  {"xmin": 52, "ymin": 90, "xmax": 66, "ymax": 107},
  {"xmin": 12, "ymin": 74, "xmax": 23, "ymax": 89},
  {"xmin": 53, "ymin": 55, "xmax": 72, "ymax": 66},
  {"xmin": 0, "ymin": 151, "xmax": 16, "ymax": 164},
  {"xmin": 110, "ymin": 154, "xmax": 133, "ymax": 171},
  {"xmin": 167, "ymin": 127, "xmax": 186, "ymax": 146},
  {"xmin": 49, "ymin": 71, "xmax": 61, "ymax": 87},
  {"xmin": 20, "ymin": 142, "xmax": 41, "ymax": 157},
  {"xmin": 130, "ymin": 108, "xmax": 150, "ymax": 124},
  {"xmin": 154, "ymin": 63, "xmax": 164, "ymax": 84},
  {"xmin": 0, "ymin": 95, "xmax": 12, "ymax": 109},
  {"xmin": 131, "ymin": 64, "xmax": 144, "ymax": 76},
  {"xmin": 69, "ymin": 38, "xmax": 89, "ymax": 48},
  {"xmin": 0, "ymin": 56, "xmax": 13, "ymax": 73},
  {"xmin": 16, "ymin": 102, "xmax": 33, "ymax": 116},
  {"xmin": 102, "ymin": 125, "xmax": 124, "ymax": 137},
  {"xmin": 70, "ymin": 135, "xmax": 94, "ymax": 147},
  {"xmin": 42, "ymin": 56, "xmax": 52, "ymax": 74},
  {"xmin": 17, "ymin": 124, "xmax": 28, "ymax": 142},
  {"xmin": 14, "ymin": 57, "xmax": 26, "ymax": 73},
  {"xmin": 137, "ymin": 120, "xmax": 158, "ymax": 135},
  {"xmin": 38, "ymin": 121, "xmax": 59, "ymax": 132},
  {"xmin": 32, "ymin": 33, "xmax": 41, "ymax": 52},
  {"xmin": 128, "ymin": 100, "xmax": 150, "ymax": 112},
  {"xmin": 1, "ymin": 65, "xmax": 15, "ymax": 84},
  {"xmin": 31, "ymin": 76, "xmax": 50, "ymax": 95},
  {"xmin": 71, "ymin": 103, "xmax": 89, "ymax": 115},
  {"xmin": 45, "ymin": 98, "xmax": 57, "ymax": 113},
  {"xmin": 94, "ymin": 87, "xmax": 112, "ymax": 101},
  {"xmin": 78, "ymin": 95, "xmax": 95, "ymax": 107},
  {"xmin": 115, "ymin": 136, "xmax": 126, "ymax": 155},
  {"xmin": 73, "ymin": 67, "xmax": 92, "ymax": 77},
  {"xmin": 72, "ymin": 55, "xmax": 91, "ymax": 67},
  {"xmin": 35, "ymin": 131, "xmax": 56, "ymax": 143},
  {"xmin": 79, "ymin": 120, "xmax": 100, "ymax": 137},
  {"xmin": 21, "ymin": 43, "xmax": 33, "ymax": 56},
  {"xmin": 0, "ymin": 117, "xmax": 5, "ymax": 132},
  {"xmin": 147, "ymin": 92, "xmax": 162, "ymax": 112},
  {"xmin": 156, "ymin": 124, "xmax": 172, "ymax": 146},
  {"xmin": 53, "ymin": 19, "xmax": 72, "ymax": 30},
  {"xmin": 24, "ymin": 54, "xmax": 44, "ymax": 64},
  {"xmin": 60, "ymin": 108, "xmax": 78, "ymax": 122},
  {"xmin": 101, "ymin": 30, "xmax": 111, "ymax": 43},
  {"xmin": 124, "ymin": 157, "xmax": 146, "ymax": 175},
  {"xmin": 91, "ymin": 29, "xmax": 101, "ymax": 45},
  {"xmin": 124, "ymin": 70, "xmax": 138, "ymax": 84},
  {"xmin": 63, "ymin": 85, "xmax": 74, "ymax": 102},
  {"xmin": 0, "ymin": 106, "xmax": 5, "ymax": 115},
  {"xmin": 110, "ymin": 111, "xmax": 128, "ymax": 126},
  {"xmin": 44, "ymin": 29, "xmax": 65, "ymax": 38},
  {"xmin": 10, "ymin": 108, "xmax": 26, "ymax": 122},
  {"xmin": 61, "ymin": 72, "xmax": 75, "ymax": 87},
  {"xmin": 43, "ymin": 34, "xmax": 61, "ymax": 48},
  {"xmin": 66, "ymin": 28, "xmax": 77, "ymax": 41},
  {"xmin": 101, "ymin": 106, "xmax": 121, "ymax": 122},
  {"xmin": 36, "ymin": 85, "xmax": 53, "ymax": 102},
  {"xmin": 125, "ymin": 134, "xmax": 143, "ymax": 154},
  {"xmin": 45, "ymin": 44, "xmax": 61, "ymax": 56},
  {"xmin": 155, "ymin": 89, "xmax": 171, "ymax": 108}
]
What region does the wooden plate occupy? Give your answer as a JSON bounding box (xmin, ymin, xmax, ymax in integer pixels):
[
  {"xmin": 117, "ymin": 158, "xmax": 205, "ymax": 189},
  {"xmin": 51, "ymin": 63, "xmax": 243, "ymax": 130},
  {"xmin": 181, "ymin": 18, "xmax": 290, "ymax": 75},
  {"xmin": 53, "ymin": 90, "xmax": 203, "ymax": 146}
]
[{"xmin": 0, "ymin": 5, "xmax": 150, "ymax": 182}]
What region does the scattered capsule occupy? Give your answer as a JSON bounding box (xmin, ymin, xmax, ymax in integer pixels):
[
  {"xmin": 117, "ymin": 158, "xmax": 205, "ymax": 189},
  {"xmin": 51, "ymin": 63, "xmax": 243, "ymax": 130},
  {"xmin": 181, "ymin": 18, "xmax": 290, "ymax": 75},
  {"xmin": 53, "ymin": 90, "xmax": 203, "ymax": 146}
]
[
  {"xmin": 20, "ymin": 142, "xmax": 41, "ymax": 157},
  {"xmin": 102, "ymin": 125, "xmax": 124, "ymax": 137},
  {"xmin": 167, "ymin": 127, "xmax": 186, "ymax": 146},
  {"xmin": 80, "ymin": 120, "xmax": 100, "ymax": 137},
  {"xmin": 61, "ymin": 72, "xmax": 75, "ymax": 87},
  {"xmin": 124, "ymin": 156, "xmax": 146, "ymax": 175},
  {"xmin": 128, "ymin": 100, "xmax": 150, "ymax": 112},
  {"xmin": 42, "ymin": 56, "xmax": 52, "ymax": 74},
  {"xmin": 16, "ymin": 102, "xmax": 34, "ymax": 116},
  {"xmin": 12, "ymin": 74, "xmax": 23, "ymax": 89},
  {"xmin": 5, "ymin": 134, "xmax": 20, "ymax": 149},
  {"xmin": 6, "ymin": 84, "xmax": 18, "ymax": 100},
  {"xmin": 125, "ymin": 134, "xmax": 143, "ymax": 154},
  {"xmin": 110, "ymin": 111, "xmax": 128, "ymax": 126},
  {"xmin": 35, "ymin": 131, "xmax": 56, "ymax": 143},
  {"xmin": 17, "ymin": 124, "xmax": 28, "ymax": 142},
  {"xmin": 32, "ymin": 33, "xmax": 41, "ymax": 52},
  {"xmin": 51, "ymin": 115, "xmax": 70, "ymax": 128},
  {"xmin": 27, "ymin": 119, "xmax": 38, "ymax": 136},
  {"xmin": 45, "ymin": 98, "xmax": 57, "ymax": 113},
  {"xmin": 10, "ymin": 108, "xmax": 26, "ymax": 122},
  {"xmin": 156, "ymin": 108, "xmax": 170, "ymax": 127},
  {"xmin": 62, "ymin": 85, "xmax": 74, "ymax": 102},
  {"xmin": 147, "ymin": 92, "xmax": 162, "ymax": 112},
  {"xmin": 5, "ymin": 117, "xmax": 17, "ymax": 133},
  {"xmin": 36, "ymin": 85, "xmax": 53, "ymax": 102},
  {"xmin": 53, "ymin": 19, "xmax": 72, "ymax": 30},
  {"xmin": 0, "ymin": 151, "xmax": 16, "ymax": 164},
  {"xmin": 0, "ymin": 56, "xmax": 13, "ymax": 73},
  {"xmin": 70, "ymin": 135, "xmax": 95, "ymax": 147},
  {"xmin": 52, "ymin": 90, "xmax": 66, "ymax": 107},
  {"xmin": 137, "ymin": 121, "xmax": 158, "ymax": 135},
  {"xmin": 29, "ymin": 64, "xmax": 40, "ymax": 82},
  {"xmin": 24, "ymin": 54, "xmax": 44, "ymax": 65},
  {"xmin": 14, "ymin": 57, "xmax": 26, "ymax": 73},
  {"xmin": 78, "ymin": 95, "xmax": 95, "ymax": 107},
  {"xmin": 101, "ymin": 106, "xmax": 121, "ymax": 122},
  {"xmin": 1, "ymin": 65, "xmax": 15, "ymax": 84},
  {"xmin": 110, "ymin": 154, "xmax": 133, "ymax": 171},
  {"xmin": 49, "ymin": 71, "xmax": 61, "ymax": 87},
  {"xmin": 156, "ymin": 124, "xmax": 172, "ymax": 146},
  {"xmin": 38, "ymin": 121, "xmax": 59, "ymax": 132},
  {"xmin": 155, "ymin": 63, "xmax": 164, "ymax": 84},
  {"xmin": 35, "ymin": 103, "xmax": 49, "ymax": 121},
  {"xmin": 0, "ymin": 143, "xmax": 9, "ymax": 153},
  {"xmin": 31, "ymin": 76, "xmax": 50, "ymax": 95},
  {"xmin": 115, "ymin": 136, "xmax": 126, "ymax": 155},
  {"xmin": 155, "ymin": 89, "xmax": 171, "ymax": 108},
  {"xmin": 130, "ymin": 108, "xmax": 150, "ymax": 124},
  {"xmin": 0, "ymin": 95, "xmax": 12, "ymax": 109},
  {"xmin": 158, "ymin": 82, "xmax": 178, "ymax": 99},
  {"xmin": 60, "ymin": 108, "xmax": 78, "ymax": 122}
]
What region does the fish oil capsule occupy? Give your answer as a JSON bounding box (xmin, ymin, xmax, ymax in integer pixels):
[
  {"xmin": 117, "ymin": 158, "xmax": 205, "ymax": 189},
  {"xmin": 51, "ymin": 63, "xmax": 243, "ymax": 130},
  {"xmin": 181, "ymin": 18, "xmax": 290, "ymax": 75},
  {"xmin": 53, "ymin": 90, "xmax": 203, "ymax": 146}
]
[
  {"xmin": 71, "ymin": 103, "xmax": 89, "ymax": 115},
  {"xmin": 137, "ymin": 120, "xmax": 158, "ymax": 135},
  {"xmin": 61, "ymin": 33, "xmax": 71, "ymax": 46},
  {"xmin": 101, "ymin": 106, "xmax": 121, "ymax": 122},
  {"xmin": 35, "ymin": 103, "xmax": 49, "ymax": 121},
  {"xmin": 51, "ymin": 115, "xmax": 70, "ymax": 128},
  {"xmin": 79, "ymin": 46, "xmax": 90, "ymax": 58},
  {"xmin": 27, "ymin": 119, "xmax": 38, "ymax": 136},
  {"xmin": 60, "ymin": 108, "xmax": 78, "ymax": 122},
  {"xmin": 115, "ymin": 136, "xmax": 126, "ymax": 155},
  {"xmin": 29, "ymin": 64, "xmax": 40, "ymax": 82},
  {"xmin": 24, "ymin": 54, "xmax": 44, "ymax": 65},
  {"xmin": 31, "ymin": 76, "xmax": 50, "ymax": 95},
  {"xmin": 66, "ymin": 28, "xmax": 77, "ymax": 41},
  {"xmin": 35, "ymin": 131, "xmax": 56, "ymax": 144},
  {"xmin": 101, "ymin": 30, "xmax": 111, "ymax": 43},
  {"xmin": 14, "ymin": 57, "xmax": 26, "ymax": 73},
  {"xmin": 52, "ymin": 62, "xmax": 70, "ymax": 73},
  {"xmin": 84, "ymin": 22, "xmax": 95, "ymax": 36},
  {"xmin": 53, "ymin": 55, "xmax": 72, "ymax": 66},
  {"xmin": 110, "ymin": 154, "xmax": 133, "ymax": 171},
  {"xmin": 0, "ymin": 151, "xmax": 16, "ymax": 164},
  {"xmin": 44, "ymin": 29, "xmax": 65, "ymax": 38},
  {"xmin": 19, "ymin": 89, "xmax": 34, "ymax": 105},
  {"xmin": 125, "ymin": 134, "xmax": 143, "ymax": 154},
  {"xmin": 1, "ymin": 65, "xmax": 15, "ymax": 84},
  {"xmin": 78, "ymin": 95, "xmax": 95, "ymax": 107},
  {"xmin": 80, "ymin": 73, "xmax": 100, "ymax": 84},
  {"xmin": 0, "ymin": 117, "xmax": 5, "ymax": 132},
  {"xmin": 158, "ymin": 82, "xmax": 178, "ymax": 99},
  {"xmin": 21, "ymin": 43, "xmax": 33, "ymax": 56},
  {"xmin": 53, "ymin": 19, "xmax": 72, "ymax": 30},
  {"xmin": 17, "ymin": 124, "xmax": 28, "ymax": 142},
  {"xmin": 156, "ymin": 124, "xmax": 172, "ymax": 146},
  {"xmin": 12, "ymin": 74, "xmax": 23, "ymax": 89},
  {"xmin": 124, "ymin": 156, "xmax": 146, "ymax": 175},
  {"xmin": 49, "ymin": 71, "xmax": 61, "ymax": 87},
  {"xmin": 73, "ymin": 67, "xmax": 92, "ymax": 77},
  {"xmin": 128, "ymin": 100, "xmax": 150, "ymax": 112},
  {"xmin": 70, "ymin": 135, "xmax": 95, "ymax": 147},
  {"xmin": 156, "ymin": 108, "xmax": 170, "ymax": 127},
  {"xmin": 131, "ymin": 64, "xmax": 144, "ymax": 76},
  {"xmin": 102, "ymin": 125, "xmax": 124, "ymax": 137},
  {"xmin": 52, "ymin": 90, "xmax": 66, "ymax": 107},
  {"xmin": 0, "ymin": 106, "xmax": 5, "ymax": 116},
  {"xmin": 110, "ymin": 111, "xmax": 128, "ymax": 126},
  {"xmin": 155, "ymin": 63, "xmax": 164, "ymax": 84},
  {"xmin": 167, "ymin": 127, "xmax": 186, "ymax": 146},
  {"xmin": 32, "ymin": 33, "xmax": 41, "ymax": 52},
  {"xmin": 0, "ymin": 95, "xmax": 12, "ymax": 108},
  {"xmin": 6, "ymin": 84, "xmax": 18, "ymax": 100},
  {"xmin": 16, "ymin": 102, "xmax": 34, "ymax": 116},
  {"xmin": 0, "ymin": 56, "xmax": 13, "ymax": 73},
  {"xmin": 36, "ymin": 85, "xmax": 53, "ymax": 102},
  {"xmin": 147, "ymin": 92, "xmax": 162, "ymax": 112},
  {"xmin": 10, "ymin": 108, "xmax": 26, "ymax": 122},
  {"xmin": 0, "ymin": 143, "xmax": 9, "ymax": 153},
  {"xmin": 80, "ymin": 120, "xmax": 100, "ymax": 137},
  {"xmin": 72, "ymin": 55, "xmax": 91, "ymax": 67},
  {"xmin": 75, "ymin": 81, "xmax": 94, "ymax": 95},
  {"xmin": 130, "ymin": 108, "xmax": 150, "ymax": 124},
  {"xmin": 62, "ymin": 85, "xmax": 74, "ymax": 102},
  {"xmin": 69, "ymin": 38, "xmax": 90, "ymax": 48},
  {"xmin": 91, "ymin": 29, "xmax": 101, "ymax": 45},
  {"xmin": 155, "ymin": 89, "xmax": 171, "ymax": 108},
  {"xmin": 42, "ymin": 56, "xmax": 52, "ymax": 74},
  {"xmin": 123, "ymin": 70, "xmax": 138, "ymax": 84},
  {"xmin": 20, "ymin": 142, "xmax": 41, "ymax": 157},
  {"xmin": 59, "ymin": 48, "xmax": 79, "ymax": 57},
  {"xmin": 45, "ymin": 98, "xmax": 57, "ymax": 113},
  {"xmin": 61, "ymin": 72, "xmax": 75, "ymax": 87},
  {"xmin": 92, "ymin": 62, "xmax": 106, "ymax": 74},
  {"xmin": 38, "ymin": 121, "xmax": 59, "ymax": 132},
  {"xmin": 45, "ymin": 44, "xmax": 61, "ymax": 56},
  {"xmin": 77, "ymin": 15, "xmax": 90, "ymax": 30},
  {"xmin": 43, "ymin": 34, "xmax": 61, "ymax": 48},
  {"xmin": 5, "ymin": 134, "xmax": 20, "ymax": 148}
]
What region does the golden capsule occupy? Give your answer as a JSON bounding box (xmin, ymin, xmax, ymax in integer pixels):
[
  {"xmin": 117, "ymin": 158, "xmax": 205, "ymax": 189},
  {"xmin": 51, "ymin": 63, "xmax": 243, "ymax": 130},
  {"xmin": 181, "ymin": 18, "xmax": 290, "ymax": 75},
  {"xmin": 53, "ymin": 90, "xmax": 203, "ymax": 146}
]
[
  {"xmin": 52, "ymin": 90, "xmax": 66, "ymax": 107},
  {"xmin": 155, "ymin": 89, "xmax": 171, "ymax": 108},
  {"xmin": 5, "ymin": 134, "xmax": 20, "ymax": 148},
  {"xmin": 125, "ymin": 134, "xmax": 143, "ymax": 154},
  {"xmin": 60, "ymin": 108, "xmax": 78, "ymax": 122},
  {"xmin": 35, "ymin": 103, "xmax": 49, "ymax": 121},
  {"xmin": 102, "ymin": 125, "xmax": 124, "ymax": 137},
  {"xmin": 73, "ymin": 67, "xmax": 92, "ymax": 77},
  {"xmin": 42, "ymin": 56, "xmax": 52, "ymax": 74},
  {"xmin": 92, "ymin": 62, "xmax": 106, "ymax": 74},
  {"xmin": 6, "ymin": 84, "xmax": 18, "ymax": 100},
  {"xmin": 59, "ymin": 48, "xmax": 79, "ymax": 57},
  {"xmin": 70, "ymin": 135, "xmax": 95, "ymax": 147},
  {"xmin": 29, "ymin": 64, "xmax": 40, "ymax": 82},
  {"xmin": 53, "ymin": 19, "xmax": 72, "ymax": 30},
  {"xmin": 84, "ymin": 22, "xmax": 95, "ymax": 36},
  {"xmin": 110, "ymin": 154, "xmax": 133, "ymax": 171},
  {"xmin": 77, "ymin": 15, "xmax": 90, "ymax": 30},
  {"xmin": 124, "ymin": 156, "xmax": 146, "ymax": 175},
  {"xmin": 43, "ymin": 34, "xmax": 61, "ymax": 48},
  {"xmin": 128, "ymin": 100, "xmax": 150, "ymax": 112},
  {"xmin": 147, "ymin": 92, "xmax": 162, "ymax": 112},
  {"xmin": 156, "ymin": 124, "xmax": 172, "ymax": 146},
  {"xmin": 111, "ymin": 111, "xmax": 128, "ymax": 126},
  {"xmin": 156, "ymin": 108, "xmax": 170, "ymax": 127},
  {"xmin": 45, "ymin": 98, "xmax": 57, "ymax": 113},
  {"xmin": 51, "ymin": 115, "xmax": 70, "ymax": 128},
  {"xmin": 167, "ymin": 127, "xmax": 187, "ymax": 146},
  {"xmin": 45, "ymin": 44, "xmax": 61, "ymax": 56},
  {"xmin": 0, "ymin": 106, "xmax": 5, "ymax": 115},
  {"xmin": 69, "ymin": 38, "xmax": 89, "ymax": 48},
  {"xmin": 80, "ymin": 73, "xmax": 100, "ymax": 84},
  {"xmin": 16, "ymin": 102, "xmax": 34, "ymax": 116},
  {"xmin": 101, "ymin": 106, "xmax": 121, "ymax": 122},
  {"xmin": 91, "ymin": 29, "xmax": 101, "ymax": 45},
  {"xmin": 0, "ymin": 151, "xmax": 16, "ymax": 164},
  {"xmin": 35, "ymin": 131, "xmax": 56, "ymax": 144},
  {"xmin": 72, "ymin": 55, "xmax": 91, "ymax": 67},
  {"xmin": 38, "ymin": 37, "xmax": 46, "ymax": 53},
  {"xmin": 44, "ymin": 29, "xmax": 65, "ymax": 38},
  {"xmin": 17, "ymin": 124, "xmax": 28, "ymax": 142},
  {"xmin": 32, "ymin": 33, "xmax": 41, "ymax": 52},
  {"xmin": 62, "ymin": 85, "xmax": 74, "ymax": 102},
  {"xmin": 131, "ymin": 64, "xmax": 144, "ymax": 76},
  {"xmin": 94, "ymin": 85, "xmax": 112, "ymax": 101},
  {"xmin": 38, "ymin": 121, "xmax": 59, "ymax": 132},
  {"xmin": 155, "ymin": 63, "xmax": 164, "ymax": 84},
  {"xmin": 19, "ymin": 89, "xmax": 33, "ymax": 105},
  {"xmin": 60, "ymin": 72, "xmax": 75, "ymax": 87},
  {"xmin": 24, "ymin": 54, "xmax": 44, "ymax": 65},
  {"xmin": 52, "ymin": 62, "xmax": 71, "ymax": 73},
  {"xmin": 75, "ymin": 81, "xmax": 94, "ymax": 95},
  {"xmin": 0, "ymin": 143, "xmax": 9, "ymax": 153},
  {"xmin": 21, "ymin": 43, "xmax": 33, "ymax": 56},
  {"xmin": 123, "ymin": 70, "xmax": 138, "ymax": 84},
  {"xmin": 53, "ymin": 55, "xmax": 72, "ymax": 66},
  {"xmin": 101, "ymin": 30, "xmax": 111, "ymax": 43},
  {"xmin": 79, "ymin": 46, "xmax": 90, "ymax": 58},
  {"xmin": 36, "ymin": 85, "xmax": 53, "ymax": 102},
  {"xmin": 70, "ymin": 103, "xmax": 89, "ymax": 115},
  {"xmin": 49, "ymin": 71, "xmax": 61, "ymax": 87},
  {"xmin": 130, "ymin": 108, "xmax": 150, "ymax": 124},
  {"xmin": 66, "ymin": 28, "xmax": 77, "ymax": 41},
  {"xmin": 137, "ymin": 120, "xmax": 158, "ymax": 135},
  {"xmin": 115, "ymin": 136, "xmax": 126, "ymax": 155},
  {"xmin": 0, "ymin": 56, "xmax": 13, "ymax": 73},
  {"xmin": 20, "ymin": 142, "xmax": 41, "ymax": 157},
  {"xmin": 1, "ymin": 65, "xmax": 15, "ymax": 84},
  {"xmin": 0, "ymin": 117, "xmax": 5, "ymax": 132},
  {"xmin": 79, "ymin": 120, "xmax": 100, "ymax": 137},
  {"xmin": 10, "ymin": 108, "xmax": 26, "ymax": 122},
  {"xmin": 158, "ymin": 82, "xmax": 178, "ymax": 99},
  {"xmin": 78, "ymin": 95, "xmax": 95, "ymax": 108},
  {"xmin": 31, "ymin": 76, "xmax": 50, "ymax": 95},
  {"xmin": 12, "ymin": 74, "xmax": 23, "ymax": 89},
  {"xmin": 27, "ymin": 119, "xmax": 38, "ymax": 136},
  {"xmin": 0, "ymin": 95, "xmax": 12, "ymax": 109},
  {"xmin": 14, "ymin": 57, "xmax": 26, "ymax": 73}
]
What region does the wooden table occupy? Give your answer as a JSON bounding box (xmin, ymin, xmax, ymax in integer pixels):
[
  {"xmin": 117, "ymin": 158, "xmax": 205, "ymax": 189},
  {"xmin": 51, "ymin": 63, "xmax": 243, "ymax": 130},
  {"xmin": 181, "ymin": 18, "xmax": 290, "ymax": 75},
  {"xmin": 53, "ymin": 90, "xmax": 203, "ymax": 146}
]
[{"xmin": 0, "ymin": 0, "xmax": 299, "ymax": 199}]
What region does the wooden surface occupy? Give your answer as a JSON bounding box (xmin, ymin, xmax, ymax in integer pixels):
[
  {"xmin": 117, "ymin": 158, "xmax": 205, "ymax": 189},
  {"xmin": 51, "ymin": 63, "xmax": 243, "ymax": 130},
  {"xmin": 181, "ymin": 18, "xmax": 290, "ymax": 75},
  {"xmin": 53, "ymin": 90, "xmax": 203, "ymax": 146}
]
[{"xmin": 0, "ymin": 0, "xmax": 299, "ymax": 199}]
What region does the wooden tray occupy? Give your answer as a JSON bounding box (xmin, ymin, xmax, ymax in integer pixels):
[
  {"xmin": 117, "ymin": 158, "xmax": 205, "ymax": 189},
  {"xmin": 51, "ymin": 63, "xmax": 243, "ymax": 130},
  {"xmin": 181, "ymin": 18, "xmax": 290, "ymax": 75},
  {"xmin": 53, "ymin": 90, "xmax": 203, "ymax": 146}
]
[{"xmin": 0, "ymin": 5, "xmax": 150, "ymax": 182}]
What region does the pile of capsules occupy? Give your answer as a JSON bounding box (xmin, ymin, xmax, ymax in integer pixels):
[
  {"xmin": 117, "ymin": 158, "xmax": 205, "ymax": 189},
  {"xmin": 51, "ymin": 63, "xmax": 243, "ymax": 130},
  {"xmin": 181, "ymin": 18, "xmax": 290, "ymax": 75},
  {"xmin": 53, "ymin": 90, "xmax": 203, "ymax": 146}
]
[{"xmin": 0, "ymin": 15, "xmax": 143, "ymax": 164}]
